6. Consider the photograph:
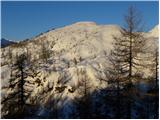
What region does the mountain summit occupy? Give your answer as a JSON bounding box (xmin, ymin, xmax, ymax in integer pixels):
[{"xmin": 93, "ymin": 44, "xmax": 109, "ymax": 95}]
[{"xmin": 148, "ymin": 24, "xmax": 159, "ymax": 37}]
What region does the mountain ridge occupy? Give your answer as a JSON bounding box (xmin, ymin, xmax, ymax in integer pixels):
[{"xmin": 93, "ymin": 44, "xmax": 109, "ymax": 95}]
[{"xmin": 1, "ymin": 38, "xmax": 16, "ymax": 48}]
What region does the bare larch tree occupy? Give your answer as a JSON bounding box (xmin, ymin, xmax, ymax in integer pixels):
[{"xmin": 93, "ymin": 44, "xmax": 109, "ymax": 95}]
[{"xmin": 108, "ymin": 6, "xmax": 146, "ymax": 118}]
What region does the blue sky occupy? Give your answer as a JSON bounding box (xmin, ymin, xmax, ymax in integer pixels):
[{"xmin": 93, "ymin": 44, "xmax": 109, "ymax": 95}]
[{"xmin": 1, "ymin": 1, "xmax": 159, "ymax": 41}]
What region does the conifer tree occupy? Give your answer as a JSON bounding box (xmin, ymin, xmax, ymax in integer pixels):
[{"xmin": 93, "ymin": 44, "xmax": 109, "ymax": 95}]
[
  {"xmin": 108, "ymin": 6, "xmax": 146, "ymax": 118},
  {"xmin": 75, "ymin": 70, "xmax": 92, "ymax": 118},
  {"xmin": 1, "ymin": 53, "xmax": 36, "ymax": 118},
  {"xmin": 40, "ymin": 41, "xmax": 51, "ymax": 63}
]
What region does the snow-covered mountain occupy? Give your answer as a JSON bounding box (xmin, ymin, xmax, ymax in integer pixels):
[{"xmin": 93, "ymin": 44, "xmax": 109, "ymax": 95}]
[
  {"xmin": 147, "ymin": 25, "xmax": 159, "ymax": 37},
  {"xmin": 1, "ymin": 22, "xmax": 159, "ymax": 118},
  {"xmin": 1, "ymin": 38, "xmax": 16, "ymax": 48}
]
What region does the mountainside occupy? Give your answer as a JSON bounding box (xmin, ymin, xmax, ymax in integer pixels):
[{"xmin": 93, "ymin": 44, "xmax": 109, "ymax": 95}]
[
  {"xmin": 147, "ymin": 25, "xmax": 159, "ymax": 37},
  {"xmin": 1, "ymin": 38, "xmax": 16, "ymax": 48},
  {"xmin": 1, "ymin": 22, "xmax": 159, "ymax": 118}
]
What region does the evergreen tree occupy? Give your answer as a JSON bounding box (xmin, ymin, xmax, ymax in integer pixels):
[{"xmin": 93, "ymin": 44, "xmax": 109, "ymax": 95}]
[
  {"xmin": 151, "ymin": 46, "xmax": 159, "ymax": 118},
  {"xmin": 40, "ymin": 41, "xmax": 51, "ymax": 63},
  {"xmin": 75, "ymin": 70, "xmax": 92, "ymax": 118},
  {"xmin": 108, "ymin": 6, "xmax": 146, "ymax": 118},
  {"xmin": 1, "ymin": 53, "xmax": 35, "ymax": 118}
]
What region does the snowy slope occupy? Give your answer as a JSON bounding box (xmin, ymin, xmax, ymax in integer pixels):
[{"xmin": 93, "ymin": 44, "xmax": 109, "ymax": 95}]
[
  {"xmin": 147, "ymin": 25, "xmax": 159, "ymax": 38},
  {"xmin": 1, "ymin": 22, "xmax": 159, "ymax": 118},
  {"xmin": 1, "ymin": 22, "xmax": 122, "ymax": 94}
]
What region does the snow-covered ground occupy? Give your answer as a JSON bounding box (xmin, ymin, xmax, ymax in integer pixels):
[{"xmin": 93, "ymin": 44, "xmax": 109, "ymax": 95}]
[{"xmin": 1, "ymin": 22, "xmax": 159, "ymax": 118}]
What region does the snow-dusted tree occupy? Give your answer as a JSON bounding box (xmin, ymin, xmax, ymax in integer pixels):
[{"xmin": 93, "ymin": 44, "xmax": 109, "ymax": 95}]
[
  {"xmin": 75, "ymin": 70, "xmax": 92, "ymax": 118},
  {"xmin": 40, "ymin": 41, "xmax": 51, "ymax": 63},
  {"xmin": 8, "ymin": 47, "xmax": 13, "ymax": 64},
  {"xmin": 7, "ymin": 47, "xmax": 14, "ymax": 85},
  {"xmin": 16, "ymin": 54, "xmax": 27, "ymax": 108},
  {"xmin": 1, "ymin": 53, "xmax": 36, "ymax": 118},
  {"xmin": 73, "ymin": 58, "xmax": 77, "ymax": 65},
  {"xmin": 151, "ymin": 46, "xmax": 159, "ymax": 89},
  {"xmin": 150, "ymin": 46, "xmax": 159, "ymax": 118},
  {"xmin": 155, "ymin": 48, "xmax": 159, "ymax": 90},
  {"xmin": 107, "ymin": 53, "xmax": 127, "ymax": 118},
  {"xmin": 113, "ymin": 6, "xmax": 146, "ymax": 85},
  {"xmin": 44, "ymin": 95, "xmax": 59, "ymax": 118},
  {"xmin": 26, "ymin": 46, "xmax": 31, "ymax": 64},
  {"xmin": 108, "ymin": 6, "xmax": 146, "ymax": 118}
]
